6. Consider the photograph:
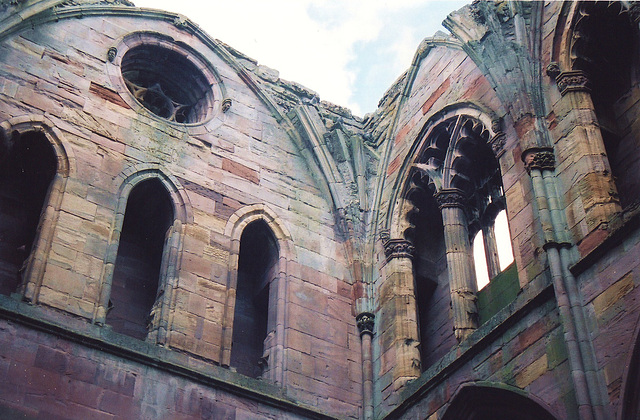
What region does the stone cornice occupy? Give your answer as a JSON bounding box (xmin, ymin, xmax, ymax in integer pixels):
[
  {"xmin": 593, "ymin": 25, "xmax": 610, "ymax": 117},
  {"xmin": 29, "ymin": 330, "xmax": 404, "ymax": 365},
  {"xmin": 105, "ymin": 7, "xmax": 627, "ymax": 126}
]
[
  {"xmin": 556, "ymin": 70, "xmax": 590, "ymax": 96},
  {"xmin": 383, "ymin": 238, "xmax": 415, "ymax": 260},
  {"xmin": 523, "ymin": 148, "xmax": 555, "ymax": 173},
  {"xmin": 435, "ymin": 188, "xmax": 467, "ymax": 209},
  {"xmin": 356, "ymin": 312, "xmax": 375, "ymax": 337}
]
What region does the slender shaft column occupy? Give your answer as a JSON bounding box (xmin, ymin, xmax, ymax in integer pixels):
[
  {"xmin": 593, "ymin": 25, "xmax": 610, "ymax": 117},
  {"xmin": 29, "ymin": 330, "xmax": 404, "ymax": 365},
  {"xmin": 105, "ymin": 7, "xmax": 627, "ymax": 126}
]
[
  {"xmin": 482, "ymin": 223, "xmax": 501, "ymax": 279},
  {"xmin": 436, "ymin": 189, "xmax": 478, "ymax": 342},
  {"xmin": 356, "ymin": 312, "xmax": 374, "ymax": 420},
  {"xmin": 524, "ymin": 148, "xmax": 609, "ymax": 420}
]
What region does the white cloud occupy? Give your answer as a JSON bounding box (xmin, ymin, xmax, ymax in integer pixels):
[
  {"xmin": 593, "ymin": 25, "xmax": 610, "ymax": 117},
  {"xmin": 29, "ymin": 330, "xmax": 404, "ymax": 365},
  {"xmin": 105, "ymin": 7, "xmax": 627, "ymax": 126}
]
[{"xmin": 133, "ymin": 0, "xmax": 468, "ymax": 115}]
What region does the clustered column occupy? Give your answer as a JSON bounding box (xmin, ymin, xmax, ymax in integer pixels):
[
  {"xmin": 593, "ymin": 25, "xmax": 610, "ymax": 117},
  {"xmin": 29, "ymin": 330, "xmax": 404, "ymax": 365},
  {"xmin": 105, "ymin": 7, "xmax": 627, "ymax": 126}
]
[
  {"xmin": 435, "ymin": 188, "xmax": 478, "ymax": 342},
  {"xmin": 381, "ymin": 236, "xmax": 422, "ymax": 384},
  {"xmin": 552, "ymin": 67, "xmax": 621, "ymax": 231}
]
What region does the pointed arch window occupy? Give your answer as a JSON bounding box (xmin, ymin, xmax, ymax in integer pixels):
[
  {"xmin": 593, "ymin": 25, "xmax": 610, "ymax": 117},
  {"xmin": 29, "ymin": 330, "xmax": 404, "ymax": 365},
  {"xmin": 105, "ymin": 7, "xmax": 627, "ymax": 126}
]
[
  {"xmin": 0, "ymin": 131, "xmax": 56, "ymax": 296},
  {"xmin": 409, "ymin": 114, "xmax": 516, "ymax": 345},
  {"xmin": 230, "ymin": 220, "xmax": 279, "ymax": 379},
  {"xmin": 107, "ymin": 178, "xmax": 174, "ymax": 340},
  {"xmin": 568, "ymin": 2, "xmax": 640, "ymax": 208}
]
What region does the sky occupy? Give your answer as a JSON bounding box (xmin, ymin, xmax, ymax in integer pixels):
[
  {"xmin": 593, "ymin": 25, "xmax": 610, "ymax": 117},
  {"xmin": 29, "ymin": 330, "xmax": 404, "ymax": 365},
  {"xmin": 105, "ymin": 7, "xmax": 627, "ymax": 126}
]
[{"xmin": 132, "ymin": 0, "xmax": 469, "ymax": 116}]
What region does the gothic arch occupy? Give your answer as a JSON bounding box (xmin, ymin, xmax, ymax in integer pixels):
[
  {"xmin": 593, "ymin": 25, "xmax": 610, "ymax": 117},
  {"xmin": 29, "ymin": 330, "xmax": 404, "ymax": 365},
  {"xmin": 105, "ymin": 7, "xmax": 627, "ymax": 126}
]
[
  {"xmin": 0, "ymin": 115, "xmax": 75, "ymax": 302},
  {"xmin": 386, "ymin": 103, "xmax": 501, "ymax": 240},
  {"xmin": 94, "ymin": 165, "xmax": 191, "ymax": 345},
  {"xmin": 221, "ymin": 204, "xmax": 295, "ymax": 384},
  {"xmin": 620, "ymin": 312, "xmax": 640, "ymax": 420},
  {"xmin": 441, "ymin": 382, "xmax": 558, "ymax": 420}
]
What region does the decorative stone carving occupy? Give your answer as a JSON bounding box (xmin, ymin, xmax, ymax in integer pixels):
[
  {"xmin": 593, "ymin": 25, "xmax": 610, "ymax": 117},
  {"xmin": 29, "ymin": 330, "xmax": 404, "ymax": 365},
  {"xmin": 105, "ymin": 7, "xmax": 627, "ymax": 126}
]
[
  {"xmin": 356, "ymin": 312, "xmax": 375, "ymax": 337},
  {"xmin": 489, "ymin": 132, "xmax": 507, "ymax": 157},
  {"xmin": 435, "ymin": 189, "xmax": 466, "ymax": 209},
  {"xmin": 524, "ymin": 149, "xmax": 555, "ymax": 173},
  {"xmin": 173, "ymin": 16, "xmax": 189, "ymax": 30},
  {"xmin": 490, "ymin": 117, "xmax": 503, "ymax": 133},
  {"xmin": 107, "ymin": 47, "xmax": 117, "ymax": 62},
  {"xmin": 222, "ymin": 98, "xmax": 232, "ymax": 113},
  {"xmin": 556, "ymin": 70, "xmax": 590, "ymax": 95},
  {"xmin": 383, "ymin": 238, "xmax": 415, "ymax": 260},
  {"xmin": 546, "ymin": 62, "xmax": 561, "ymax": 78}
]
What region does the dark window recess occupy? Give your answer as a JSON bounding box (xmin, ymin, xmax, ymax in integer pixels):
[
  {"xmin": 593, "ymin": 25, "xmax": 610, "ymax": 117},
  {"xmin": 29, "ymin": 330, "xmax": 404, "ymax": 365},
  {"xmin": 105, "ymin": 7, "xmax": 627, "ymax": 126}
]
[
  {"xmin": 0, "ymin": 131, "xmax": 56, "ymax": 296},
  {"xmin": 121, "ymin": 45, "xmax": 213, "ymax": 124},
  {"xmin": 574, "ymin": 3, "xmax": 640, "ymax": 207},
  {"xmin": 107, "ymin": 179, "xmax": 174, "ymax": 340},
  {"xmin": 441, "ymin": 386, "xmax": 557, "ymax": 420},
  {"xmin": 230, "ymin": 220, "xmax": 278, "ymax": 378}
]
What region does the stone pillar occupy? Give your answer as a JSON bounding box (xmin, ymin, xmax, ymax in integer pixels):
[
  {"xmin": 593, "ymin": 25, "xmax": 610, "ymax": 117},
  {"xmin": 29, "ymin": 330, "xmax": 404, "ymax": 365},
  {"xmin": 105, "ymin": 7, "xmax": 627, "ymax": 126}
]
[
  {"xmin": 554, "ymin": 69, "xmax": 621, "ymax": 235},
  {"xmin": 356, "ymin": 312, "xmax": 374, "ymax": 420},
  {"xmin": 381, "ymin": 237, "xmax": 422, "ymax": 386},
  {"xmin": 482, "ymin": 223, "xmax": 501, "ymax": 279},
  {"xmin": 435, "ymin": 188, "xmax": 478, "ymax": 342}
]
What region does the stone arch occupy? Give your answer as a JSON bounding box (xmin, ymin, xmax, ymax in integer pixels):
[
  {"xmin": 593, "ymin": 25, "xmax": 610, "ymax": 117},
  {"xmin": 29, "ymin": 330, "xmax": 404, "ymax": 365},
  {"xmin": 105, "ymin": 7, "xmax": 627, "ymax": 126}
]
[
  {"xmin": 386, "ymin": 102, "xmax": 500, "ymax": 240},
  {"xmin": 0, "ymin": 115, "xmax": 75, "ymax": 302},
  {"xmin": 94, "ymin": 165, "xmax": 191, "ymax": 345},
  {"xmin": 553, "ymin": 1, "xmax": 640, "ymax": 210},
  {"xmin": 221, "ymin": 204, "xmax": 295, "ymax": 385},
  {"xmin": 441, "ymin": 382, "xmax": 558, "ymax": 420},
  {"xmin": 620, "ymin": 312, "xmax": 640, "ymax": 420}
]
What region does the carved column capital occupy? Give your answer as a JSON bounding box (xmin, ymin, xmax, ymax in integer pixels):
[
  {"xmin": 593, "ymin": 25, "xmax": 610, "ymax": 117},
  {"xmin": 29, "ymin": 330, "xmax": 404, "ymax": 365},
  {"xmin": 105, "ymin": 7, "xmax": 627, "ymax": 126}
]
[
  {"xmin": 489, "ymin": 132, "xmax": 507, "ymax": 157},
  {"xmin": 356, "ymin": 312, "xmax": 375, "ymax": 337},
  {"xmin": 556, "ymin": 70, "xmax": 590, "ymax": 96},
  {"xmin": 523, "ymin": 148, "xmax": 555, "ymax": 173},
  {"xmin": 383, "ymin": 239, "xmax": 415, "ymax": 260},
  {"xmin": 435, "ymin": 188, "xmax": 467, "ymax": 209}
]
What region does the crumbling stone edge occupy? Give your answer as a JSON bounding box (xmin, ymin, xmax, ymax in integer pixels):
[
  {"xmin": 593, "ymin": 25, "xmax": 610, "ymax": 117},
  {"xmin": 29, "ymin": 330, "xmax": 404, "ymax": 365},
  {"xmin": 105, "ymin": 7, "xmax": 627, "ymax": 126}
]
[
  {"xmin": 0, "ymin": 295, "xmax": 342, "ymax": 420},
  {"xmin": 383, "ymin": 278, "xmax": 555, "ymax": 420}
]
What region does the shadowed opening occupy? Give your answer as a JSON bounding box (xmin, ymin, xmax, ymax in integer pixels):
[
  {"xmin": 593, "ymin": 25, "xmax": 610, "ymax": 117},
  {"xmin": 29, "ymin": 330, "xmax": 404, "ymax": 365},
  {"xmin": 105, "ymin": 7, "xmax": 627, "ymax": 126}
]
[
  {"xmin": 107, "ymin": 178, "xmax": 174, "ymax": 340},
  {"xmin": 0, "ymin": 131, "xmax": 56, "ymax": 296},
  {"xmin": 231, "ymin": 220, "xmax": 278, "ymax": 378}
]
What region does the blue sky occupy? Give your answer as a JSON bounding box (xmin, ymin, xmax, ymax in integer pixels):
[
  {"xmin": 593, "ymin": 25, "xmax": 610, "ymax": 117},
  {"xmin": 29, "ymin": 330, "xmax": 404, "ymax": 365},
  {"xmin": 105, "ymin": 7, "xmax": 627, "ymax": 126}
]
[{"xmin": 133, "ymin": 1, "xmax": 469, "ymax": 116}]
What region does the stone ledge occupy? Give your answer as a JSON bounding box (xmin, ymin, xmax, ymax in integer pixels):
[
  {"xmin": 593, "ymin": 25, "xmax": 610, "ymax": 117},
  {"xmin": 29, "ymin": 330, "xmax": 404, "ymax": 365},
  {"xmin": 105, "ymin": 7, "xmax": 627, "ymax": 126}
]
[
  {"xmin": 0, "ymin": 295, "xmax": 341, "ymax": 420},
  {"xmin": 382, "ymin": 276, "xmax": 554, "ymax": 419},
  {"xmin": 571, "ymin": 203, "xmax": 640, "ymax": 276}
]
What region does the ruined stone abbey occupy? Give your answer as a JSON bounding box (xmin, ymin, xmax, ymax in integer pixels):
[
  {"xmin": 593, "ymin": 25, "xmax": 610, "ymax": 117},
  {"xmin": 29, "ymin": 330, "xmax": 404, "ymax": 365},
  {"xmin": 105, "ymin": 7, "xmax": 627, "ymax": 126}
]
[{"xmin": 1, "ymin": 1, "xmax": 640, "ymax": 419}]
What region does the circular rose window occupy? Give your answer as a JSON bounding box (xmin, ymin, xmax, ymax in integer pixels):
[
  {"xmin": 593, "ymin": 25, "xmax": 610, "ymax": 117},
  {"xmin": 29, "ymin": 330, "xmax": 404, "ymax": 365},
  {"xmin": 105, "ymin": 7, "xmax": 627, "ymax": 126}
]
[{"xmin": 121, "ymin": 45, "xmax": 213, "ymax": 124}]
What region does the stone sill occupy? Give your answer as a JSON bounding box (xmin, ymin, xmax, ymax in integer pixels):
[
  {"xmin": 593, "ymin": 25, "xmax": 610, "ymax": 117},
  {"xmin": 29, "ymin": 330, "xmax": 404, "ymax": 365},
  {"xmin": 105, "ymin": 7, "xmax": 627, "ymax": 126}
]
[
  {"xmin": 571, "ymin": 202, "xmax": 640, "ymax": 276},
  {"xmin": 0, "ymin": 295, "xmax": 340, "ymax": 420},
  {"xmin": 382, "ymin": 275, "xmax": 555, "ymax": 419}
]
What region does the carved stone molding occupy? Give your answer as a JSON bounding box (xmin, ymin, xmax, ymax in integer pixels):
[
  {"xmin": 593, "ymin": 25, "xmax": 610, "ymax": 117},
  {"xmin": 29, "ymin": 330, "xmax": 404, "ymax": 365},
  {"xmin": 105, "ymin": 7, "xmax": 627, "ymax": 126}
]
[
  {"xmin": 435, "ymin": 188, "xmax": 467, "ymax": 209},
  {"xmin": 556, "ymin": 70, "xmax": 590, "ymax": 96},
  {"xmin": 356, "ymin": 312, "xmax": 375, "ymax": 337},
  {"xmin": 383, "ymin": 238, "xmax": 415, "ymax": 260},
  {"xmin": 489, "ymin": 132, "xmax": 507, "ymax": 157},
  {"xmin": 546, "ymin": 62, "xmax": 561, "ymax": 78},
  {"xmin": 523, "ymin": 149, "xmax": 555, "ymax": 173},
  {"xmin": 107, "ymin": 47, "xmax": 117, "ymax": 62},
  {"xmin": 222, "ymin": 98, "xmax": 232, "ymax": 113}
]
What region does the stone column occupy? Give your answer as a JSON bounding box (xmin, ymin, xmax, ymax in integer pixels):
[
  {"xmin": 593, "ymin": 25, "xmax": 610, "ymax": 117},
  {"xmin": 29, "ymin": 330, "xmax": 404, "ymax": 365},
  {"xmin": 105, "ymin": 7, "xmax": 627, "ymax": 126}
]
[
  {"xmin": 381, "ymin": 237, "xmax": 422, "ymax": 386},
  {"xmin": 553, "ymin": 69, "xmax": 621, "ymax": 235},
  {"xmin": 482, "ymin": 223, "xmax": 501, "ymax": 279},
  {"xmin": 356, "ymin": 312, "xmax": 374, "ymax": 420},
  {"xmin": 435, "ymin": 188, "xmax": 478, "ymax": 342}
]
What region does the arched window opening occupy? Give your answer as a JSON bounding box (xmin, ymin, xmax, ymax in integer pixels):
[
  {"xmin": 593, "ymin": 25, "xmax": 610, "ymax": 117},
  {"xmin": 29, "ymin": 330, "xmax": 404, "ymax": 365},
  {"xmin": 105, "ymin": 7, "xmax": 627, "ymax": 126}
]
[
  {"xmin": 473, "ymin": 209, "xmax": 514, "ymax": 290},
  {"xmin": 107, "ymin": 178, "xmax": 174, "ymax": 340},
  {"xmin": 573, "ymin": 3, "xmax": 640, "ymax": 207},
  {"xmin": 621, "ymin": 331, "xmax": 640, "ymax": 419},
  {"xmin": 410, "ymin": 115, "xmax": 516, "ymax": 343},
  {"xmin": 0, "ymin": 131, "xmax": 56, "ymax": 296},
  {"xmin": 230, "ymin": 220, "xmax": 278, "ymax": 378},
  {"xmin": 406, "ymin": 185, "xmax": 452, "ymax": 370},
  {"xmin": 441, "ymin": 386, "xmax": 557, "ymax": 420}
]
